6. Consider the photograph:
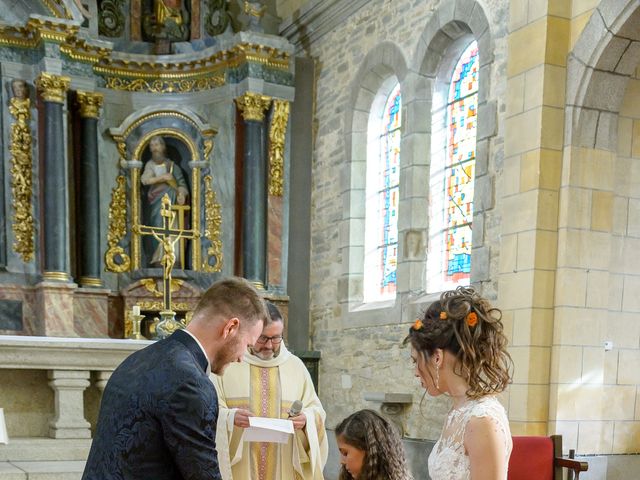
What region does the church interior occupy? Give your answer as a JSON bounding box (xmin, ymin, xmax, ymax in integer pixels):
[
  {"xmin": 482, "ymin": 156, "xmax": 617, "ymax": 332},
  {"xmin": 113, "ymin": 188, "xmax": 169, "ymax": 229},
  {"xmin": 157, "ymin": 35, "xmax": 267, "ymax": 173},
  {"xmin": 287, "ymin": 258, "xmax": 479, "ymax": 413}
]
[{"xmin": 0, "ymin": 0, "xmax": 639, "ymax": 478}]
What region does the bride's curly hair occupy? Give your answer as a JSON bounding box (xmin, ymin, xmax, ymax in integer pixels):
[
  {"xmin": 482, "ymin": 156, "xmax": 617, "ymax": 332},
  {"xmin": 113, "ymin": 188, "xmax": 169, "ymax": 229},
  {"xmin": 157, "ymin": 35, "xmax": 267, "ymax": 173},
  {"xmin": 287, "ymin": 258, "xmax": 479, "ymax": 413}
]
[
  {"xmin": 404, "ymin": 286, "xmax": 512, "ymax": 398},
  {"xmin": 335, "ymin": 409, "xmax": 413, "ymax": 480}
]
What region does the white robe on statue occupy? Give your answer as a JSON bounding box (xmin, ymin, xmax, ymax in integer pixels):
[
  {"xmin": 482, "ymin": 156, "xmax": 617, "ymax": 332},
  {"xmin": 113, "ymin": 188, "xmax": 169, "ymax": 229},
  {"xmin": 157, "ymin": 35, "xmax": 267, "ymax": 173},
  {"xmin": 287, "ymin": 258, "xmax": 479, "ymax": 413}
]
[{"xmin": 211, "ymin": 344, "xmax": 327, "ymax": 480}]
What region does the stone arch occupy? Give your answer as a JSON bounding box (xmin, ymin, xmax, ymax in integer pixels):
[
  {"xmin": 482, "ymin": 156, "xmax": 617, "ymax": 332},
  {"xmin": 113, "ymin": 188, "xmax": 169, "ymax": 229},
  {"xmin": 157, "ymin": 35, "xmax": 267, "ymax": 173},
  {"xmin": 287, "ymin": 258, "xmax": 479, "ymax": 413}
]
[
  {"xmin": 339, "ymin": 41, "xmax": 408, "ymax": 309},
  {"xmin": 566, "ymin": 0, "xmax": 640, "ymax": 150}
]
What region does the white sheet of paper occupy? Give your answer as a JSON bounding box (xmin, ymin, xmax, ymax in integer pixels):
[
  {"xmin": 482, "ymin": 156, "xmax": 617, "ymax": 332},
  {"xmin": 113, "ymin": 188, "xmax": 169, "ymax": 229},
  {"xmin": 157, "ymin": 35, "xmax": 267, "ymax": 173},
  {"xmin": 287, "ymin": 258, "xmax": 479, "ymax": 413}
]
[
  {"xmin": 0, "ymin": 408, "xmax": 8, "ymax": 444},
  {"xmin": 242, "ymin": 416, "xmax": 294, "ymax": 444}
]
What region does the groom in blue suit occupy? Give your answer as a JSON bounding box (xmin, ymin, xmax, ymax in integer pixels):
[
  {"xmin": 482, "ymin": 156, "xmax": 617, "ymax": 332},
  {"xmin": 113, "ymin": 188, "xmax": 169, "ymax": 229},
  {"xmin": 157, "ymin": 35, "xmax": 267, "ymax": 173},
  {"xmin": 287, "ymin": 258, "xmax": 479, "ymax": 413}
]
[{"xmin": 82, "ymin": 277, "xmax": 267, "ymax": 480}]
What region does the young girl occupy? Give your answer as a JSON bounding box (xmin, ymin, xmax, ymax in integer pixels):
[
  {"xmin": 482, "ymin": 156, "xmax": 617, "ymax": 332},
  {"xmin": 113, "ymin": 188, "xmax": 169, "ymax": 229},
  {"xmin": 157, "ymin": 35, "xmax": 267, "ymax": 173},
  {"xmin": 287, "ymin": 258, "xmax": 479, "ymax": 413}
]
[
  {"xmin": 335, "ymin": 409, "xmax": 413, "ymax": 480},
  {"xmin": 405, "ymin": 286, "xmax": 513, "ymax": 480}
]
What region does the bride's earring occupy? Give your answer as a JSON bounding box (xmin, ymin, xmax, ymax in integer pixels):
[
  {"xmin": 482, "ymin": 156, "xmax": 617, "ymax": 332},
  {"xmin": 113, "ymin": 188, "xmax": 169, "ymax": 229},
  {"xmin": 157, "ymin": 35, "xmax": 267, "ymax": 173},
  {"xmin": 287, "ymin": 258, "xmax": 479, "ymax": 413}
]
[{"xmin": 435, "ymin": 364, "xmax": 440, "ymax": 390}]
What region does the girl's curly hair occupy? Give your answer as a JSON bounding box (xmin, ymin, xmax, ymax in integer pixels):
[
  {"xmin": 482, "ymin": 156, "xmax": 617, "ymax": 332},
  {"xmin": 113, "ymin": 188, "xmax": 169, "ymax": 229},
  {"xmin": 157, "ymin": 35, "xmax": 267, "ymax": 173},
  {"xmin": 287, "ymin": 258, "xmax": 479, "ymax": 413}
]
[
  {"xmin": 335, "ymin": 409, "xmax": 413, "ymax": 480},
  {"xmin": 404, "ymin": 286, "xmax": 512, "ymax": 398}
]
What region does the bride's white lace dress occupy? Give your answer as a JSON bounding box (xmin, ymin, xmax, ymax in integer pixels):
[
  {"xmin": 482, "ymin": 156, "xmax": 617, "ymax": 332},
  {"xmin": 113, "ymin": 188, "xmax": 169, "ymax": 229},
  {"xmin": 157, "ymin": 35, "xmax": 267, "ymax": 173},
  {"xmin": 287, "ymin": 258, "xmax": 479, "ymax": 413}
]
[{"xmin": 428, "ymin": 396, "xmax": 512, "ymax": 480}]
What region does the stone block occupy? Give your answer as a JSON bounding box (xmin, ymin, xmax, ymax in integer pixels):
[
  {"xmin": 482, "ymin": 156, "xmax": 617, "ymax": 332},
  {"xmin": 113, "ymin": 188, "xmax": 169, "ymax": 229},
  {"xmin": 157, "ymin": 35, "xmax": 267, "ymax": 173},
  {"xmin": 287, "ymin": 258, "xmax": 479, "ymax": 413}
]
[
  {"xmin": 591, "ymin": 190, "xmax": 613, "ymax": 232},
  {"xmin": 507, "ymin": 18, "xmax": 547, "ymax": 77},
  {"xmin": 454, "ymin": 0, "xmax": 476, "ymax": 26},
  {"xmin": 571, "ymin": 11, "xmax": 609, "ymax": 66},
  {"xmin": 568, "ymin": 147, "xmax": 615, "ymax": 190},
  {"xmin": 507, "ymin": 73, "xmax": 525, "ymax": 116},
  {"xmin": 605, "ymin": 312, "xmax": 640, "ymax": 349},
  {"xmin": 596, "ymin": 36, "xmax": 631, "ymax": 72},
  {"xmin": 622, "ymin": 274, "xmax": 640, "ymax": 312},
  {"xmin": 595, "ymin": 111, "xmax": 618, "ymax": 151},
  {"xmin": 467, "ymin": 1, "xmax": 489, "ymax": 39},
  {"xmin": 540, "ymin": 106, "xmax": 565, "ymax": 150},
  {"xmin": 570, "ymin": 11, "xmax": 592, "ymax": 52},
  {"xmin": 581, "ymin": 346, "xmax": 605, "ymax": 383},
  {"xmin": 578, "ymin": 421, "xmax": 614, "ymax": 454},
  {"xmin": 584, "ymin": 70, "xmax": 629, "ymax": 112},
  {"xmin": 555, "ymin": 268, "xmax": 588, "ymax": 307},
  {"xmin": 617, "ymin": 116, "xmax": 633, "ymax": 157},
  {"xmin": 632, "ymin": 120, "xmax": 640, "ymax": 158},
  {"xmin": 505, "ymin": 108, "xmax": 542, "ymax": 156},
  {"xmin": 499, "ymin": 233, "xmax": 517, "ymax": 274},
  {"xmin": 508, "ymin": 384, "xmax": 550, "ymax": 422},
  {"xmin": 512, "ymin": 307, "xmax": 554, "ymax": 346},
  {"xmin": 508, "ymin": 0, "xmax": 527, "ymax": 31},
  {"xmin": 585, "ymin": 270, "xmax": 610, "ymax": 309},
  {"xmin": 612, "ymin": 421, "xmax": 640, "ymax": 454},
  {"xmin": 553, "ymin": 306, "xmax": 605, "ymax": 346},
  {"xmin": 550, "ymin": 345, "xmax": 583, "ymax": 384},
  {"xmin": 512, "ymin": 346, "xmax": 551, "ymax": 384},
  {"xmin": 545, "ymin": 16, "xmax": 570, "ymax": 67},
  {"xmin": 471, "ymin": 245, "xmax": 490, "ymax": 282},
  {"xmin": 471, "ymin": 211, "xmax": 485, "ymax": 248},
  {"xmin": 543, "ymin": 64, "xmax": 567, "ymax": 108},
  {"xmin": 616, "ymin": 42, "xmax": 640, "ymax": 77},
  {"xmin": 618, "ymin": 350, "xmax": 640, "ymax": 384},
  {"xmin": 477, "ymin": 100, "xmax": 497, "ymax": 140}
]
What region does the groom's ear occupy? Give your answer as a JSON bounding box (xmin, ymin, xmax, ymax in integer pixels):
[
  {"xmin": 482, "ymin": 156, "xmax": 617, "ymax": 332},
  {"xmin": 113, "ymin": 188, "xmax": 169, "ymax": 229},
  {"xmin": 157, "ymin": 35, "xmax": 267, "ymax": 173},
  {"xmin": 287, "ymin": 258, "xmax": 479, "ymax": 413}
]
[{"xmin": 221, "ymin": 317, "xmax": 240, "ymax": 339}]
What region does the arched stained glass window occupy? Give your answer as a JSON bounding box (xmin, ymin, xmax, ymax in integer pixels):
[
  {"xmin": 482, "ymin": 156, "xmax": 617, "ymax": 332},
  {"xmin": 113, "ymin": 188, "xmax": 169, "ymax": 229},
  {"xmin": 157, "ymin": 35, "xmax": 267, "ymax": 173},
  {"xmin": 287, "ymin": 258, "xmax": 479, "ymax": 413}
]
[
  {"xmin": 428, "ymin": 41, "xmax": 478, "ymax": 292},
  {"xmin": 363, "ymin": 82, "xmax": 401, "ymax": 302}
]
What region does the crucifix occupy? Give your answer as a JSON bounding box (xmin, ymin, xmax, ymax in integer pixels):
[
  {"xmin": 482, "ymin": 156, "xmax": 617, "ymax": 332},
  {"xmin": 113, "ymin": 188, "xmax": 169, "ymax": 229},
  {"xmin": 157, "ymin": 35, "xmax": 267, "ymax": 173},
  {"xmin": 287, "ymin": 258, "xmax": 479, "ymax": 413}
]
[{"xmin": 134, "ymin": 193, "xmax": 200, "ymax": 338}]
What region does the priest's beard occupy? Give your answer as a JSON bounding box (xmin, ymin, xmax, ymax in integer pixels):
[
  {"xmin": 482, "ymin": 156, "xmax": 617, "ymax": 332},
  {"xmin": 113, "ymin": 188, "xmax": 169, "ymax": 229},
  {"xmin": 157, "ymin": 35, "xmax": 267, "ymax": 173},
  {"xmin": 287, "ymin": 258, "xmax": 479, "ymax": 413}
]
[{"xmin": 249, "ymin": 345, "xmax": 280, "ymax": 361}]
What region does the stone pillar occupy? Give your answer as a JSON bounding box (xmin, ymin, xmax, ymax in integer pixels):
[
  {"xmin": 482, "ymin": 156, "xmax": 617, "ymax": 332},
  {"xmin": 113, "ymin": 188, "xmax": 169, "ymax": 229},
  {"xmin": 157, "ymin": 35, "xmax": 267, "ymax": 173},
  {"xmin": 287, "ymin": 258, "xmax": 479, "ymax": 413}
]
[
  {"xmin": 235, "ymin": 92, "xmax": 271, "ymax": 289},
  {"xmin": 76, "ymin": 91, "xmax": 104, "ymax": 288},
  {"xmin": 47, "ymin": 370, "xmax": 91, "ymax": 439},
  {"xmin": 95, "ymin": 371, "xmax": 112, "ymax": 392},
  {"xmin": 36, "ymin": 73, "xmax": 71, "ymax": 282}
]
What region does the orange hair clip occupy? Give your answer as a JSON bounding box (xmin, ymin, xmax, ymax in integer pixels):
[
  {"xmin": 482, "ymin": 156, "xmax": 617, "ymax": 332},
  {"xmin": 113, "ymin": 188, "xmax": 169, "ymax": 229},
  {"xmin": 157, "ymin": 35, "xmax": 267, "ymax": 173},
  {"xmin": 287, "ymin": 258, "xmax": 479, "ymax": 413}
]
[
  {"xmin": 466, "ymin": 312, "xmax": 478, "ymax": 328},
  {"xmin": 439, "ymin": 311, "xmax": 447, "ymax": 320},
  {"xmin": 412, "ymin": 319, "xmax": 424, "ymax": 330}
]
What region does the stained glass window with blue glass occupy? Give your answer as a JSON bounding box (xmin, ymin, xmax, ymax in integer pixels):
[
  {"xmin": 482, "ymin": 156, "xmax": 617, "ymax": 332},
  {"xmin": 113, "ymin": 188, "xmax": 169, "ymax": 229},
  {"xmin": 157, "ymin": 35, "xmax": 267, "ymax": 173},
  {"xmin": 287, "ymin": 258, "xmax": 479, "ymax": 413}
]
[
  {"xmin": 364, "ymin": 83, "xmax": 401, "ymax": 301},
  {"xmin": 444, "ymin": 42, "xmax": 478, "ymax": 284}
]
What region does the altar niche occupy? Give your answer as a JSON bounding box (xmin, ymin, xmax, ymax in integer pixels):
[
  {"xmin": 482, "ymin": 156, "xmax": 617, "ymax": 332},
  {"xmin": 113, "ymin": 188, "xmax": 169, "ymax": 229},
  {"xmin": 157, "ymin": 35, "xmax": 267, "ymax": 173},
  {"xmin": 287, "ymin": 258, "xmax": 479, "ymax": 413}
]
[{"xmin": 139, "ymin": 134, "xmax": 193, "ymax": 270}]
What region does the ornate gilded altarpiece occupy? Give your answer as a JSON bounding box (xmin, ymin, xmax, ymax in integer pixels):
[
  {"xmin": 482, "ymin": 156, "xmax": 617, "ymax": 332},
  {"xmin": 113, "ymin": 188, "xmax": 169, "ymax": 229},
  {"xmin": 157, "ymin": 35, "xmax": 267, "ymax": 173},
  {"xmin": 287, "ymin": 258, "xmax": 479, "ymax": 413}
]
[{"xmin": 106, "ymin": 109, "xmax": 223, "ymax": 335}]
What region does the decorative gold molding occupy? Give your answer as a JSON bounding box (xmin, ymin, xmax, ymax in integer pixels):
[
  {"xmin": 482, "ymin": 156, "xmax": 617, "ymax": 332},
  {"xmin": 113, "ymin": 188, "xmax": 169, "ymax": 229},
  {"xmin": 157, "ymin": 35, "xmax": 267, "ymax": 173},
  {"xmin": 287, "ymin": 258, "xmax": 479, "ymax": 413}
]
[
  {"xmin": 202, "ymin": 175, "xmax": 223, "ymax": 273},
  {"xmin": 35, "ymin": 73, "xmax": 70, "ymax": 104},
  {"xmin": 77, "ymin": 91, "xmax": 104, "ymax": 118},
  {"xmin": 124, "ymin": 301, "xmax": 191, "ymax": 338},
  {"xmin": 43, "ymin": 271, "xmax": 71, "ymax": 281},
  {"xmin": 268, "ymin": 100, "xmax": 289, "ymax": 196},
  {"xmin": 9, "ymin": 94, "xmax": 34, "ymax": 262},
  {"xmin": 203, "ymin": 139, "xmax": 213, "ymax": 160},
  {"xmin": 104, "ymin": 75, "xmax": 225, "ymax": 93},
  {"xmin": 236, "ymin": 92, "xmax": 271, "ymax": 122},
  {"xmin": 80, "ymin": 277, "xmax": 103, "ymax": 287},
  {"xmin": 105, "ymin": 175, "xmax": 131, "ymax": 272}
]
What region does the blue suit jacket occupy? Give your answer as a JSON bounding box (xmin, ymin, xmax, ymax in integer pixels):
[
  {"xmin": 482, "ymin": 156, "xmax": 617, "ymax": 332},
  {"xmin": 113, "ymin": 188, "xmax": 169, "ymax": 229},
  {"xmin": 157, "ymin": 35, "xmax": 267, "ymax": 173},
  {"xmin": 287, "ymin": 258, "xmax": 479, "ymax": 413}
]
[{"xmin": 82, "ymin": 329, "xmax": 222, "ymax": 480}]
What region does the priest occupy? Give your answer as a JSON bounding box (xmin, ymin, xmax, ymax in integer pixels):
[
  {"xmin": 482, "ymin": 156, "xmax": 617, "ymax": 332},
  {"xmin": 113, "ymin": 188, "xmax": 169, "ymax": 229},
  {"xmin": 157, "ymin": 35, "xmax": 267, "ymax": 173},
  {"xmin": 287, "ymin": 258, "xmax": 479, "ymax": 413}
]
[{"xmin": 211, "ymin": 302, "xmax": 327, "ymax": 480}]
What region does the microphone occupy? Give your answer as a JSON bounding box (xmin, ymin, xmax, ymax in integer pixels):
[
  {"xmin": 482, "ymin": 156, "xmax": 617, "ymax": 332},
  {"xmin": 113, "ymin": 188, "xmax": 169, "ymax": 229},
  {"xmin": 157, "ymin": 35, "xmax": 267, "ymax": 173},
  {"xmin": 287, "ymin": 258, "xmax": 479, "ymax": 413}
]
[{"xmin": 287, "ymin": 400, "xmax": 303, "ymax": 418}]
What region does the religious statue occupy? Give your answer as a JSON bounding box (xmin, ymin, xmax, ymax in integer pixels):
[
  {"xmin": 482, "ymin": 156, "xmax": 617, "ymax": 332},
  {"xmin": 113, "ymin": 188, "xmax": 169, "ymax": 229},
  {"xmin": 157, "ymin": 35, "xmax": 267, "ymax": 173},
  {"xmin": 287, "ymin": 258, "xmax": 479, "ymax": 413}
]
[
  {"xmin": 143, "ymin": 0, "xmax": 190, "ymax": 44},
  {"xmin": 140, "ymin": 135, "xmax": 189, "ymax": 267}
]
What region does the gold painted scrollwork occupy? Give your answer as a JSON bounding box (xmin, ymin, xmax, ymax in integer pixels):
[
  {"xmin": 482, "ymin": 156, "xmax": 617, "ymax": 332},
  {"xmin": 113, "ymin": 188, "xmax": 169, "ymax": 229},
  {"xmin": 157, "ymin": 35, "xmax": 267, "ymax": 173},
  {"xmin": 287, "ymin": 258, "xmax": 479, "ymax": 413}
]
[
  {"xmin": 203, "ymin": 175, "xmax": 223, "ymax": 272},
  {"xmin": 105, "ymin": 175, "xmax": 131, "ymax": 272},
  {"xmin": 9, "ymin": 93, "xmax": 34, "ymax": 262},
  {"xmin": 77, "ymin": 91, "xmax": 104, "ymax": 119},
  {"xmin": 235, "ymin": 92, "xmax": 271, "ymax": 122},
  {"xmin": 268, "ymin": 99, "xmax": 289, "ymax": 196}
]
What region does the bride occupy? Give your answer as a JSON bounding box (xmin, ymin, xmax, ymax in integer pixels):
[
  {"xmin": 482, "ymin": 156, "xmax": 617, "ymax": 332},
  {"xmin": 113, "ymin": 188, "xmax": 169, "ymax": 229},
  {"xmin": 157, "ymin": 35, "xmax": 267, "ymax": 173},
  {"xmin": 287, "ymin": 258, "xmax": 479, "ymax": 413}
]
[{"xmin": 404, "ymin": 287, "xmax": 513, "ymax": 480}]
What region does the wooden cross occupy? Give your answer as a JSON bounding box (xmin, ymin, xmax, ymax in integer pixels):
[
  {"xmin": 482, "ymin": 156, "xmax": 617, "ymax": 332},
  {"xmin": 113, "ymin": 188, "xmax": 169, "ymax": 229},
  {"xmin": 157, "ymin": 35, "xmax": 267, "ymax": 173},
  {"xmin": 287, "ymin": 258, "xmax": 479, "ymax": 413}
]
[{"xmin": 136, "ymin": 194, "xmax": 199, "ymax": 313}]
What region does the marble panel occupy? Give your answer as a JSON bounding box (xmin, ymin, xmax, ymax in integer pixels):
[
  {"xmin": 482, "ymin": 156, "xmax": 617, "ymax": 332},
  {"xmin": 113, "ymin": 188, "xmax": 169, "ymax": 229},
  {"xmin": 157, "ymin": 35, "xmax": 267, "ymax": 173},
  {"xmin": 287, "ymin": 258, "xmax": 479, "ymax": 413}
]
[{"xmin": 73, "ymin": 289, "xmax": 110, "ymax": 338}]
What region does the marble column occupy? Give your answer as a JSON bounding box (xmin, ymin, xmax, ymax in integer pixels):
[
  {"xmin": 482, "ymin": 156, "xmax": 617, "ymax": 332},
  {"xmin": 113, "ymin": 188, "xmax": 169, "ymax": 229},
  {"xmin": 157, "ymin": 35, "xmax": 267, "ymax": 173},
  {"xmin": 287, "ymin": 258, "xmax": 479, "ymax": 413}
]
[
  {"xmin": 36, "ymin": 73, "xmax": 71, "ymax": 282},
  {"xmin": 76, "ymin": 91, "xmax": 104, "ymax": 288},
  {"xmin": 235, "ymin": 92, "xmax": 271, "ymax": 290}
]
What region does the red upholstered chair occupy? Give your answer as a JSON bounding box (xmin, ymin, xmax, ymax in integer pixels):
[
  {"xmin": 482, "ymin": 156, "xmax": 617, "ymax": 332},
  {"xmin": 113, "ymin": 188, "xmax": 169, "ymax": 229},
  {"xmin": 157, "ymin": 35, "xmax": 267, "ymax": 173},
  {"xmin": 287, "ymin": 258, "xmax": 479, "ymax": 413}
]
[{"xmin": 508, "ymin": 435, "xmax": 588, "ymax": 480}]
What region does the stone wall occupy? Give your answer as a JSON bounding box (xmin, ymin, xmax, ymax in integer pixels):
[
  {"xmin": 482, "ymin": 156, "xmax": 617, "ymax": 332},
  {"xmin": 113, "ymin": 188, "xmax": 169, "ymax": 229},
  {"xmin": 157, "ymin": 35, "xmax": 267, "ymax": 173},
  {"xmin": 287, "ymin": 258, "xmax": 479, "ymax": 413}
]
[{"xmin": 298, "ymin": 0, "xmax": 640, "ymax": 458}]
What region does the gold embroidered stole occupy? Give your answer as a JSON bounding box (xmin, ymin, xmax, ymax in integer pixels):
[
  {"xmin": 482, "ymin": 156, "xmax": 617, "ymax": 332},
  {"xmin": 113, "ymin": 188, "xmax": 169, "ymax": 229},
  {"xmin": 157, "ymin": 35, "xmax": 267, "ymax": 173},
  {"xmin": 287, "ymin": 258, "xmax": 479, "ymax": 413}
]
[{"xmin": 250, "ymin": 364, "xmax": 280, "ymax": 480}]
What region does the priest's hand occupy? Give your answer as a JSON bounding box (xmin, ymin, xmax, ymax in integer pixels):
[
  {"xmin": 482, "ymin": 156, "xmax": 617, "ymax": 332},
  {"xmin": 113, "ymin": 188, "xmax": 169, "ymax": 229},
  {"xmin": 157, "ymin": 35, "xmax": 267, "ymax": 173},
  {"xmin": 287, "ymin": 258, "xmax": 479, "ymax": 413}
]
[
  {"xmin": 290, "ymin": 413, "xmax": 307, "ymax": 430},
  {"xmin": 233, "ymin": 409, "xmax": 254, "ymax": 428}
]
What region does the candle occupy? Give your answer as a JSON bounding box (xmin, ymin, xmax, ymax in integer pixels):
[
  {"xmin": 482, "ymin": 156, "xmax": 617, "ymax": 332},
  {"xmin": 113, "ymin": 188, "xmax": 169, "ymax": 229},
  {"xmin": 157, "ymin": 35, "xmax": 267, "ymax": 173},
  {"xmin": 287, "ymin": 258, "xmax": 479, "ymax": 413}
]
[{"xmin": 132, "ymin": 305, "xmax": 140, "ymax": 316}]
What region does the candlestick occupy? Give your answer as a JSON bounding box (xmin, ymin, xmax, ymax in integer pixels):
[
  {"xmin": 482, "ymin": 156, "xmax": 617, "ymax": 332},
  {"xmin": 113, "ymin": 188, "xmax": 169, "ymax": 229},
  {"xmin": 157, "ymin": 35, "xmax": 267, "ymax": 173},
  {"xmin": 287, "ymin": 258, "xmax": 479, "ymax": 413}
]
[{"xmin": 132, "ymin": 305, "xmax": 140, "ymax": 316}]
